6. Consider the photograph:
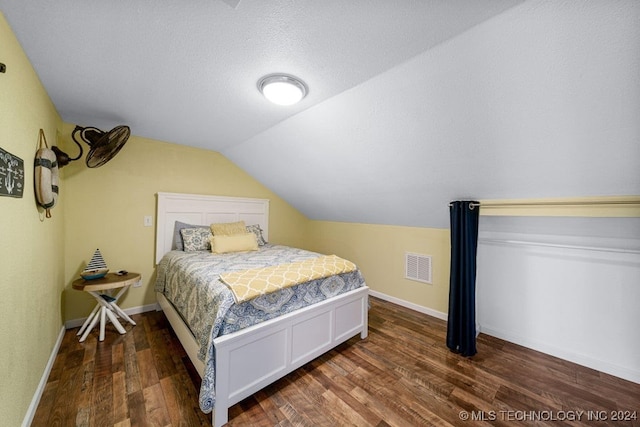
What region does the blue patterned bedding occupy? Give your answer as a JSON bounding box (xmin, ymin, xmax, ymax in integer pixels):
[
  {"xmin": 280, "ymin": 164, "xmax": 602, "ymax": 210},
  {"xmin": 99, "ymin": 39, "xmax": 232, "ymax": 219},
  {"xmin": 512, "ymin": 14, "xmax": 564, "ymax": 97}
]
[{"xmin": 154, "ymin": 244, "xmax": 367, "ymax": 413}]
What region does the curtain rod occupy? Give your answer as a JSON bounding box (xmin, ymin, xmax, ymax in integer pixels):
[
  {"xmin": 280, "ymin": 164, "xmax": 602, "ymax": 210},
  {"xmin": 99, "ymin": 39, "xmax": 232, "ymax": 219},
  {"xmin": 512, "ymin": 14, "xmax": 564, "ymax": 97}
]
[{"xmin": 449, "ymin": 200, "xmax": 639, "ymax": 208}]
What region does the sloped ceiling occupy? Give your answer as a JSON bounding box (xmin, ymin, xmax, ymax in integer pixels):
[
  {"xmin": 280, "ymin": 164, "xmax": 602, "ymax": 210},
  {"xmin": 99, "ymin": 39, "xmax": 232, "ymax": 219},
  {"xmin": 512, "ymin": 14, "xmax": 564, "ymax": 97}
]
[{"xmin": 2, "ymin": 0, "xmax": 639, "ymax": 228}]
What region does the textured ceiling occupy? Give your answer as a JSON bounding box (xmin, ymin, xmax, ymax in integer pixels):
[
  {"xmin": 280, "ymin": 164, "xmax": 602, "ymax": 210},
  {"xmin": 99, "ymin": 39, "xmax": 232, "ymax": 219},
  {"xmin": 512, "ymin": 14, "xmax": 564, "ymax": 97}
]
[
  {"xmin": 1, "ymin": 0, "xmax": 520, "ymax": 150},
  {"xmin": 2, "ymin": 0, "xmax": 639, "ymax": 228}
]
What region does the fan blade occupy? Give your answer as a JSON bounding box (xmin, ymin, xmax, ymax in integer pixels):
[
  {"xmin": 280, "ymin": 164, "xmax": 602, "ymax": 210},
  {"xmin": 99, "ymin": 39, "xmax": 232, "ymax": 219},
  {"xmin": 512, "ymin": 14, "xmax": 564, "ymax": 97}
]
[{"xmin": 85, "ymin": 126, "xmax": 130, "ymax": 168}]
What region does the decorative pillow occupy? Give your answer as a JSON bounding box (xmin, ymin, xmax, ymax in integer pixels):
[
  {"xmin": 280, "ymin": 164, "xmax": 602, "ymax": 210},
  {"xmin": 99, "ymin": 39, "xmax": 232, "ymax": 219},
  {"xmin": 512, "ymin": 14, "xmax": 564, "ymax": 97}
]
[
  {"xmin": 180, "ymin": 227, "xmax": 213, "ymax": 251},
  {"xmin": 210, "ymin": 220, "xmax": 247, "ymax": 236},
  {"xmin": 173, "ymin": 221, "xmax": 209, "ymax": 250},
  {"xmin": 211, "ymin": 232, "xmax": 258, "ymax": 254},
  {"xmin": 246, "ymin": 224, "xmax": 267, "ymax": 246}
]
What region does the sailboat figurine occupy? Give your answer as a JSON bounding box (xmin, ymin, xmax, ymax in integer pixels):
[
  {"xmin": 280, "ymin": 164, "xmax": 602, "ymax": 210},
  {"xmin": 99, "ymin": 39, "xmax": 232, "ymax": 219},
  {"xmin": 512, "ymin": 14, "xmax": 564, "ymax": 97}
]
[{"xmin": 80, "ymin": 248, "xmax": 109, "ymax": 280}]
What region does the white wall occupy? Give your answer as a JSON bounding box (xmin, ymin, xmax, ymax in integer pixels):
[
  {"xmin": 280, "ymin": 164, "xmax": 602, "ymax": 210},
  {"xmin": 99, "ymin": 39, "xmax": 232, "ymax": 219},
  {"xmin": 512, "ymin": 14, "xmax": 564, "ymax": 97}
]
[
  {"xmin": 225, "ymin": 0, "xmax": 640, "ymax": 229},
  {"xmin": 477, "ymin": 216, "xmax": 640, "ymax": 383}
]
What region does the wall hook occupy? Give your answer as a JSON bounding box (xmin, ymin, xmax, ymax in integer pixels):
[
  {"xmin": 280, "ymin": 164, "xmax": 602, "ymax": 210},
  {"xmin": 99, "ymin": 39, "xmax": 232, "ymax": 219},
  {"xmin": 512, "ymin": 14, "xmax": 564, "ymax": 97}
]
[{"xmin": 0, "ymin": 63, "xmax": 6, "ymax": 73}]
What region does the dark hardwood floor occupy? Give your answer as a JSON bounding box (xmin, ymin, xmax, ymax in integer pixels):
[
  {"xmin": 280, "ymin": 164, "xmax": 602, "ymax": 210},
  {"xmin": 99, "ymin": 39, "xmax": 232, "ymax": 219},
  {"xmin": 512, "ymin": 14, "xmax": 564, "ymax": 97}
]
[{"xmin": 33, "ymin": 297, "xmax": 640, "ymax": 426}]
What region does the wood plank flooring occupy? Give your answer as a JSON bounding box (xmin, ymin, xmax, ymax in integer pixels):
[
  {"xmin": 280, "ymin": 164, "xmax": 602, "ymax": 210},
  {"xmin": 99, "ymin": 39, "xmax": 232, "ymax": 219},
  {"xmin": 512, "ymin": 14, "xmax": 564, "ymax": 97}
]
[{"xmin": 33, "ymin": 297, "xmax": 640, "ymax": 426}]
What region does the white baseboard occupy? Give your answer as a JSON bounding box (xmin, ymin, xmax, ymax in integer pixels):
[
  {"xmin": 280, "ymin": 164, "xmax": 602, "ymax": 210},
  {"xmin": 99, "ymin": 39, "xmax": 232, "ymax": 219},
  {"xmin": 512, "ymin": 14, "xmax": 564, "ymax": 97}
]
[
  {"xmin": 65, "ymin": 302, "xmax": 160, "ymax": 329},
  {"xmin": 369, "ymin": 291, "xmax": 639, "ymax": 384},
  {"xmin": 368, "ymin": 290, "xmax": 448, "ymax": 321},
  {"xmin": 25, "ymin": 302, "xmax": 161, "ymax": 425},
  {"xmin": 481, "ymin": 325, "xmax": 640, "ymax": 385},
  {"xmin": 22, "ymin": 325, "xmax": 66, "ymax": 427}
]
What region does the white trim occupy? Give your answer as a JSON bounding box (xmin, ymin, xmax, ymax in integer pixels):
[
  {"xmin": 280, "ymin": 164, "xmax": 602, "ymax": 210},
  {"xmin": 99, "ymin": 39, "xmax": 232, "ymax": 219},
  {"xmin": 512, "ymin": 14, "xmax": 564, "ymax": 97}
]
[
  {"xmin": 477, "ymin": 227, "xmax": 640, "ymax": 386},
  {"xmin": 479, "ymin": 237, "xmax": 640, "ymax": 255},
  {"xmin": 478, "ymin": 230, "xmax": 640, "ymax": 256},
  {"xmin": 65, "ymin": 302, "xmax": 160, "ymax": 329},
  {"xmin": 368, "ymin": 290, "xmax": 448, "ymax": 321},
  {"xmin": 481, "ymin": 325, "xmax": 640, "ymax": 385},
  {"xmin": 22, "ymin": 326, "xmax": 66, "ymax": 427}
]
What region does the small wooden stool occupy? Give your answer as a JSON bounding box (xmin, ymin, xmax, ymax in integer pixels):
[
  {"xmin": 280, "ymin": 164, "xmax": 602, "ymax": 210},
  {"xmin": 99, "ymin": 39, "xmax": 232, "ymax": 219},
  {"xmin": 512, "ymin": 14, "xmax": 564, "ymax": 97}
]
[{"xmin": 72, "ymin": 272, "xmax": 140, "ymax": 342}]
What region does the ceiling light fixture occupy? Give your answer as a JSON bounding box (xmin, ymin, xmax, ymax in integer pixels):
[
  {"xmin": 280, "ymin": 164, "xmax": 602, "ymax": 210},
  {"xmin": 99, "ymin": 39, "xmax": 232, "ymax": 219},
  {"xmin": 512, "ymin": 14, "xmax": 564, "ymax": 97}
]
[{"xmin": 258, "ymin": 74, "xmax": 308, "ymax": 106}]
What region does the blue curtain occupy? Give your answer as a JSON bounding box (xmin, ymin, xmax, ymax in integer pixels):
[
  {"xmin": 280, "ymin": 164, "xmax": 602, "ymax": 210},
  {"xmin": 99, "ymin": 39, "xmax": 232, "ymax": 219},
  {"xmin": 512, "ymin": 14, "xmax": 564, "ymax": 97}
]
[{"xmin": 446, "ymin": 201, "xmax": 480, "ymax": 357}]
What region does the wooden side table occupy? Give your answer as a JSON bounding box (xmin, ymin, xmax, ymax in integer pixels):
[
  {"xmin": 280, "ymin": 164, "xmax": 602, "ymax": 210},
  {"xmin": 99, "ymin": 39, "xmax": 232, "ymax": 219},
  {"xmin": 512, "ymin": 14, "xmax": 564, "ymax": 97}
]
[{"xmin": 72, "ymin": 272, "xmax": 140, "ymax": 342}]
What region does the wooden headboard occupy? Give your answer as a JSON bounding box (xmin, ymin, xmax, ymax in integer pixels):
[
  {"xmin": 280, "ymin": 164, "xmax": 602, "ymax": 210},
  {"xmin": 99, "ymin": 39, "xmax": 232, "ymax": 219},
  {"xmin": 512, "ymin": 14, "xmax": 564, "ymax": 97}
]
[{"xmin": 155, "ymin": 192, "xmax": 269, "ymax": 264}]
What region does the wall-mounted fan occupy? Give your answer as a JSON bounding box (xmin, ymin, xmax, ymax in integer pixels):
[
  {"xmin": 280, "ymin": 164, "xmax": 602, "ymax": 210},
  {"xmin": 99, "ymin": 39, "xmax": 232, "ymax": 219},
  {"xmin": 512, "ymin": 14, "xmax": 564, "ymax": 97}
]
[{"xmin": 52, "ymin": 125, "xmax": 130, "ymax": 168}]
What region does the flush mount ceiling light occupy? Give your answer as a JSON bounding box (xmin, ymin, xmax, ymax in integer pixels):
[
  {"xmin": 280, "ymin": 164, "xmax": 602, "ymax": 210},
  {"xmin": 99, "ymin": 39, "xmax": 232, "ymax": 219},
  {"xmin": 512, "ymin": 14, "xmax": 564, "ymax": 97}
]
[{"xmin": 258, "ymin": 74, "xmax": 308, "ymax": 106}]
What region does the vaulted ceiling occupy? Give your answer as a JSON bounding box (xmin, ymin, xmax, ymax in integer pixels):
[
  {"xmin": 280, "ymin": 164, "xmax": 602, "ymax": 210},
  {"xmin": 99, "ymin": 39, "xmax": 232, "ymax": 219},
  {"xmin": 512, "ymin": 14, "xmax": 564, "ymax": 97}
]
[{"xmin": 2, "ymin": 0, "xmax": 639, "ymax": 228}]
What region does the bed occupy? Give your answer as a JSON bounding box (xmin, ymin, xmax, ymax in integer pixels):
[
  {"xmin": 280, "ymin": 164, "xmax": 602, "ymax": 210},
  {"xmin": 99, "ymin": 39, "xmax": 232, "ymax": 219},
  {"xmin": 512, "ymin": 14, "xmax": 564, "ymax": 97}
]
[{"xmin": 154, "ymin": 192, "xmax": 369, "ymax": 427}]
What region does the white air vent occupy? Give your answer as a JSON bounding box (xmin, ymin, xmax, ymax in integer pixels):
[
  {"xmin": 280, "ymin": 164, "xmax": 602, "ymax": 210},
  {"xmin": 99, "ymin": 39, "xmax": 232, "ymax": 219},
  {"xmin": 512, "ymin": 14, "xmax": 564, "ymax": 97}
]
[{"xmin": 405, "ymin": 252, "xmax": 432, "ymax": 284}]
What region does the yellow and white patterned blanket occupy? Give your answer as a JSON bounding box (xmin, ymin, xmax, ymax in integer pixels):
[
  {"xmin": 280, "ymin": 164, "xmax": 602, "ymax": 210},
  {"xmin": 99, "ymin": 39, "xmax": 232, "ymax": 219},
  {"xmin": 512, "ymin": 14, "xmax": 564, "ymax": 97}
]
[{"xmin": 219, "ymin": 254, "xmax": 357, "ymax": 303}]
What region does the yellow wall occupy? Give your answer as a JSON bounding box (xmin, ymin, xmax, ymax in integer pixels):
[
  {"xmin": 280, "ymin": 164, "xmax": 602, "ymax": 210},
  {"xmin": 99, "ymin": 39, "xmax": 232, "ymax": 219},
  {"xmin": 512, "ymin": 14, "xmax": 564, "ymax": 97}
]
[
  {"xmin": 0, "ymin": 12, "xmax": 64, "ymax": 427},
  {"xmin": 59, "ymin": 122, "xmax": 454, "ymax": 322},
  {"xmin": 60, "ymin": 128, "xmax": 309, "ymax": 321},
  {"xmin": 307, "ymin": 221, "xmax": 451, "ymax": 314},
  {"xmin": 0, "ymin": 11, "xmax": 452, "ymax": 425}
]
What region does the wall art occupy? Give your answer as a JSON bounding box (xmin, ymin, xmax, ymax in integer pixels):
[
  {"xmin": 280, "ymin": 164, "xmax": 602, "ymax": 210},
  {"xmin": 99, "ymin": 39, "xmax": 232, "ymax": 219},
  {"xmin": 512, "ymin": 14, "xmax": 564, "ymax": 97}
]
[{"xmin": 0, "ymin": 146, "xmax": 24, "ymax": 198}]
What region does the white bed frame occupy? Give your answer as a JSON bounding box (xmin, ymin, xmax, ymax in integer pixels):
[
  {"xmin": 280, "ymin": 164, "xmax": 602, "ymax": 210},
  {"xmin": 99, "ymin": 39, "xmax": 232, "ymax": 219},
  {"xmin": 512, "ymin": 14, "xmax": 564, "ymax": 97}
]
[{"xmin": 155, "ymin": 192, "xmax": 369, "ymax": 427}]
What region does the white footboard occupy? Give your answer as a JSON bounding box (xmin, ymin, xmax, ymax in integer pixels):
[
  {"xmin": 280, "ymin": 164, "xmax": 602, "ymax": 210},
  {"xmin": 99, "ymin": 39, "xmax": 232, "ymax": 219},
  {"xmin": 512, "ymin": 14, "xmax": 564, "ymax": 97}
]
[
  {"xmin": 212, "ymin": 287, "xmax": 369, "ymax": 427},
  {"xmin": 212, "ymin": 286, "xmax": 368, "ymax": 427},
  {"xmin": 157, "ymin": 287, "xmax": 369, "ymax": 427}
]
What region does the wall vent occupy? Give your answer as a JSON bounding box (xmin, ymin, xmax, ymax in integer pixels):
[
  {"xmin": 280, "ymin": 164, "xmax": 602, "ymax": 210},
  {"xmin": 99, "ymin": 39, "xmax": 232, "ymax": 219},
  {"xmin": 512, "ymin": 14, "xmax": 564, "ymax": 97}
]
[{"xmin": 405, "ymin": 252, "xmax": 432, "ymax": 284}]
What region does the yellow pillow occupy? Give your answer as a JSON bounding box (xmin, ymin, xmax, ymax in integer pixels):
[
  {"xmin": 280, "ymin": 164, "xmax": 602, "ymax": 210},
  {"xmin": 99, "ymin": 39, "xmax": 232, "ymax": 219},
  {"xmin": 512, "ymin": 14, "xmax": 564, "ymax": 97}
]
[
  {"xmin": 211, "ymin": 233, "xmax": 258, "ymax": 254},
  {"xmin": 210, "ymin": 220, "xmax": 246, "ymax": 236}
]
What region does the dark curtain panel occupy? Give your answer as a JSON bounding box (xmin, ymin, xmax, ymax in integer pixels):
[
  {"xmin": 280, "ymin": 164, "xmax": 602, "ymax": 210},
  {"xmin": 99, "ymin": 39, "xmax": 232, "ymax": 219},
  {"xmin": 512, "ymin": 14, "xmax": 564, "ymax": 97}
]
[{"xmin": 446, "ymin": 201, "xmax": 480, "ymax": 357}]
